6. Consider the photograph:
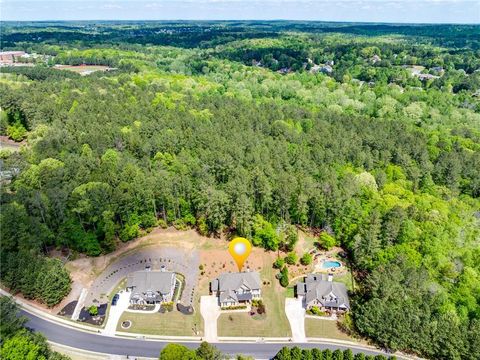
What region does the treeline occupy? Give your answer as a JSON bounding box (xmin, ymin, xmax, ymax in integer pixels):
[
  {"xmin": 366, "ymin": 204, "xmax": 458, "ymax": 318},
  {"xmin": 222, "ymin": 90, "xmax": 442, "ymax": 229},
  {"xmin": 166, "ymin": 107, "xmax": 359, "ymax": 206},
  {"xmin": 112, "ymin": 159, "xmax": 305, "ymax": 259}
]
[
  {"xmin": 0, "ymin": 297, "xmax": 70, "ymax": 359},
  {"xmin": 159, "ymin": 342, "xmax": 225, "ymax": 360},
  {"xmin": 0, "ymin": 251, "xmax": 71, "ymax": 307},
  {"xmin": 0, "ymin": 66, "xmax": 80, "ymax": 81},
  {"xmin": 274, "ymin": 347, "xmax": 397, "ymax": 360}
]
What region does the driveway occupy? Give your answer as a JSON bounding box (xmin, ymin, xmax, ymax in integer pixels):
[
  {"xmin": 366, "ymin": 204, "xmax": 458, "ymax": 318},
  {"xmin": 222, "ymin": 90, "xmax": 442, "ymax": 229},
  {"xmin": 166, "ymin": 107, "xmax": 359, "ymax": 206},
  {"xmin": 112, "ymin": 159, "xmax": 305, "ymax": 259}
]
[
  {"xmin": 200, "ymin": 295, "xmax": 220, "ymax": 342},
  {"xmin": 103, "ymin": 290, "xmax": 130, "ymax": 336},
  {"xmin": 86, "ymin": 247, "xmax": 200, "ymax": 307},
  {"xmin": 285, "ymin": 297, "xmax": 306, "ymax": 342}
]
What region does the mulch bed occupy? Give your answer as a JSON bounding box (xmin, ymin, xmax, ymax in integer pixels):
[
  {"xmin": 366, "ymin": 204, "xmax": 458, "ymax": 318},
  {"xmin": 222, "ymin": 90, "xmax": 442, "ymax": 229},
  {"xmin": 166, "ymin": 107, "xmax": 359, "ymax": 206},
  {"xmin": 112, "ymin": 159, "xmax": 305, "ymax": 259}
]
[
  {"xmin": 177, "ymin": 303, "xmax": 194, "ymax": 315},
  {"xmin": 78, "ymin": 303, "xmax": 108, "ymax": 325},
  {"xmin": 57, "ymin": 301, "xmax": 77, "ymax": 317}
]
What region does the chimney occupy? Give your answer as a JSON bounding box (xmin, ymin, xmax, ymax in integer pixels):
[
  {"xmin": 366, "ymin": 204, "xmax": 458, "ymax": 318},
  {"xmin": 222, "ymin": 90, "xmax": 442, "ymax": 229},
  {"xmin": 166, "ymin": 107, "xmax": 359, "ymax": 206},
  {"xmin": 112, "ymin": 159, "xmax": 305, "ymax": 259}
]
[{"xmin": 327, "ymin": 273, "xmax": 333, "ymax": 282}]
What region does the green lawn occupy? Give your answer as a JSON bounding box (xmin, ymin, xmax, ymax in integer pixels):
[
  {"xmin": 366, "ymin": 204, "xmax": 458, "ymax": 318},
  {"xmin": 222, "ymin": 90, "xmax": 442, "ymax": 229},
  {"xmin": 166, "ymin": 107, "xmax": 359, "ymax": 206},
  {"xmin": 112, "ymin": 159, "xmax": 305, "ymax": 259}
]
[
  {"xmin": 299, "ymin": 234, "xmax": 317, "ymax": 253},
  {"xmin": 117, "ymin": 309, "xmax": 203, "ymax": 336},
  {"xmin": 217, "ymin": 263, "xmax": 291, "ymax": 337},
  {"xmin": 305, "ymin": 318, "xmax": 352, "ymax": 340},
  {"xmin": 332, "ymin": 271, "xmax": 355, "ymax": 292},
  {"xmin": 285, "ymin": 286, "xmax": 295, "ymax": 298}
]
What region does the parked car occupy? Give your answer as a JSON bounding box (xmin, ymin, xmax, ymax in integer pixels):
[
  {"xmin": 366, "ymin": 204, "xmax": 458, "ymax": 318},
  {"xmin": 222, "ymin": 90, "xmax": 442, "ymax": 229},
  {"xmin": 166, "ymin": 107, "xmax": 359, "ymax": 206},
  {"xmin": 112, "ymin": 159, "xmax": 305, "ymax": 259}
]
[{"xmin": 111, "ymin": 294, "xmax": 120, "ymax": 306}]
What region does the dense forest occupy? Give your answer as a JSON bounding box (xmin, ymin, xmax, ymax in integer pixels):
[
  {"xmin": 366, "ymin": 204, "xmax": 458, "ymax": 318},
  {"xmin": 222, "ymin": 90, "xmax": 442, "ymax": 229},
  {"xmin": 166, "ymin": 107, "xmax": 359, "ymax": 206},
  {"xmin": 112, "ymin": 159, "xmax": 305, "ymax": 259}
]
[{"xmin": 0, "ymin": 21, "xmax": 479, "ymax": 360}]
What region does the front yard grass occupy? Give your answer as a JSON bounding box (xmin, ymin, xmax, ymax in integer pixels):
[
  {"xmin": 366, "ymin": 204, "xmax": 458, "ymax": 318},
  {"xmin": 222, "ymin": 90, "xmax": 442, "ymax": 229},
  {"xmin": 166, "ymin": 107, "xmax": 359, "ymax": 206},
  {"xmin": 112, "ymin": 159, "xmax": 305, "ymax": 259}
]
[
  {"xmin": 217, "ymin": 259, "xmax": 291, "ymax": 337},
  {"xmin": 305, "ymin": 318, "xmax": 351, "ymax": 340},
  {"xmin": 117, "ymin": 309, "xmax": 203, "ymax": 336}
]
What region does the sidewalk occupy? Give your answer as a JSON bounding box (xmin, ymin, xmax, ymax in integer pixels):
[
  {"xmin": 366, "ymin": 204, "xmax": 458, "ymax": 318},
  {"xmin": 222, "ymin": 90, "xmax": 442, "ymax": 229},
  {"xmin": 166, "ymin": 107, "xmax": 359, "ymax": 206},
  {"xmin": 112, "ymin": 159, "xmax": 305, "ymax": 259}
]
[{"xmin": 72, "ymin": 288, "xmax": 88, "ymax": 321}]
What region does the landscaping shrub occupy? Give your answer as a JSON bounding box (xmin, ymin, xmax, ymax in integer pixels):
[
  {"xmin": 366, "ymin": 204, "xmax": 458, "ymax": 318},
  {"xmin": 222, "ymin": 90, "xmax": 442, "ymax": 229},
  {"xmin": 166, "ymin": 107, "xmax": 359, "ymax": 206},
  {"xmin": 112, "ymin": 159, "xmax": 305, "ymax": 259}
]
[
  {"xmin": 161, "ymin": 302, "xmax": 174, "ymax": 312},
  {"xmin": 317, "ymin": 232, "xmax": 336, "ymax": 250},
  {"xmin": 285, "ymin": 252, "xmax": 298, "ymax": 265},
  {"xmin": 279, "ymin": 266, "xmax": 289, "ymax": 287},
  {"xmin": 221, "ymin": 305, "xmax": 247, "ymax": 310},
  {"xmin": 88, "ymin": 305, "xmax": 98, "ymax": 316},
  {"xmin": 300, "ymin": 252, "xmax": 313, "ymax": 266},
  {"xmin": 273, "ymin": 257, "xmax": 285, "ymax": 269}
]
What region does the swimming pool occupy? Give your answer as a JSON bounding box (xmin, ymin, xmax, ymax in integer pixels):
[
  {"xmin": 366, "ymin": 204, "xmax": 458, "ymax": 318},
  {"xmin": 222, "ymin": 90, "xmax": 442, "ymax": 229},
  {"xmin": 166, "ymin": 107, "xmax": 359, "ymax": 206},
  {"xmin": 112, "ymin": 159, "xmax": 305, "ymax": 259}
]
[{"xmin": 322, "ymin": 260, "xmax": 341, "ymax": 269}]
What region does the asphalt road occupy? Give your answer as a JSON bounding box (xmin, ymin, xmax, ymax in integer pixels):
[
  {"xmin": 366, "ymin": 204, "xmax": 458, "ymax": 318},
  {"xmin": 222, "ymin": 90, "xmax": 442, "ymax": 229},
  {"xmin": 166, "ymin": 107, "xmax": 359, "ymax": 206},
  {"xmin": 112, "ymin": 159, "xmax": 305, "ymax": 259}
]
[{"xmin": 22, "ymin": 310, "xmax": 400, "ymax": 359}]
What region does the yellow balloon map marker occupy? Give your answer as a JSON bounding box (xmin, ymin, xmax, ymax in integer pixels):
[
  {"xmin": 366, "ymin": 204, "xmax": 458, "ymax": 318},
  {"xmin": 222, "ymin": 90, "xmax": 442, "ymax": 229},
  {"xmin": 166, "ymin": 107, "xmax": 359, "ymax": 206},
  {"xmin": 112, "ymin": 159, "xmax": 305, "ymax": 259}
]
[{"xmin": 228, "ymin": 237, "xmax": 252, "ymax": 272}]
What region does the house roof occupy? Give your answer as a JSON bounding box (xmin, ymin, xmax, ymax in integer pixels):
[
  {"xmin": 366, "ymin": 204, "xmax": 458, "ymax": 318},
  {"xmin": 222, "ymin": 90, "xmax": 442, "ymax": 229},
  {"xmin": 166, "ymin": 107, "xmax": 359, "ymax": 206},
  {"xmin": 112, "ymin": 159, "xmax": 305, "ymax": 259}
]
[
  {"xmin": 212, "ymin": 271, "xmax": 261, "ymax": 303},
  {"xmin": 298, "ymin": 274, "xmax": 350, "ymax": 309},
  {"xmin": 127, "ymin": 270, "xmax": 175, "ymax": 295}
]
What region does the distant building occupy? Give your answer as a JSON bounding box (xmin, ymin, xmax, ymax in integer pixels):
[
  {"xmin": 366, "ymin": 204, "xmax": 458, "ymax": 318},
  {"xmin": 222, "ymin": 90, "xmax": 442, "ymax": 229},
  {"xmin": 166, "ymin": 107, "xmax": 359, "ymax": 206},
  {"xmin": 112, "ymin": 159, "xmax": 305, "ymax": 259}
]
[
  {"xmin": 126, "ymin": 270, "xmax": 176, "ymax": 305},
  {"xmin": 0, "ymin": 51, "xmax": 26, "ymax": 65},
  {"xmin": 296, "ymin": 274, "xmax": 350, "ymax": 312},
  {"xmin": 211, "ymin": 271, "xmax": 262, "ymax": 307},
  {"xmin": 431, "ymin": 66, "xmax": 444, "ymax": 74},
  {"xmin": 325, "ymin": 60, "xmax": 335, "ymax": 66},
  {"xmin": 371, "ymin": 55, "xmax": 382, "ymax": 64},
  {"xmin": 321, "ymin": 65, "xmax": 333, "ymax": 74},
  {"xmin": 418, "ymin": 73, "xmax": 438, "ymax": 81},
  {"xmin": 278, "ymin": 67, "xmax": 291, "ymax": 74}
]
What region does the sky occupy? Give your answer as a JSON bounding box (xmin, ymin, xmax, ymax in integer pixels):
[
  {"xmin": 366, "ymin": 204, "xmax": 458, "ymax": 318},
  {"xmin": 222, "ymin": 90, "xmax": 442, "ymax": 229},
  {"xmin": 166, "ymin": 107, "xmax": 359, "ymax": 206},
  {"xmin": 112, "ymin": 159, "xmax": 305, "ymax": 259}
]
[{"xmin": 1, "ymin": 0, "xmax": 479, "ymax": 23}]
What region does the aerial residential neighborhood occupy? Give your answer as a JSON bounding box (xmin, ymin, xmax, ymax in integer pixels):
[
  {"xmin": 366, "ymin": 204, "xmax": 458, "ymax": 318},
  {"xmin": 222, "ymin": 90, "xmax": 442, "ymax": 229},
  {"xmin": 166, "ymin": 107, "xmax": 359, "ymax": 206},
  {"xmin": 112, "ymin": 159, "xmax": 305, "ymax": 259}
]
[{"xmin": 1, "ymin": 5, "xmax": 479, "ymax": 360}]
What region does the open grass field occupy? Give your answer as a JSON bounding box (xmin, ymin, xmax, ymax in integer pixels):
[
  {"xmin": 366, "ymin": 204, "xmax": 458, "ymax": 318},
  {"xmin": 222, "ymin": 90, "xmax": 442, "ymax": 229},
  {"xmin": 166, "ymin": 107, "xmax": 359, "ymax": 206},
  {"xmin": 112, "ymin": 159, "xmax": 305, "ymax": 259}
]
[
  {"xmin": 217, "ymin": 257, "xmax": 291, "ymax": 337},
  {"xmin": 305, "ymin": 318, "xmax": 351, "ymax": 340},
  {"xmin": 117, "ymin": 309, "xmax": 203, "ymax": 336}
]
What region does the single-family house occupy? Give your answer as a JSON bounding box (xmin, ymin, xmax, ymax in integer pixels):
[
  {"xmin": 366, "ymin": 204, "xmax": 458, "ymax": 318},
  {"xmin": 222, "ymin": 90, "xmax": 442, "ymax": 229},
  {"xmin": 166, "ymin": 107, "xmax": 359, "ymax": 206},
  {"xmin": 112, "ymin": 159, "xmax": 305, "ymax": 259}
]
[
  {"xmin": 126, "ymin": 270, "xmax": 176, "ymax": 305},
  {"xmin": 211, "ymin": 271, "xmax": 262, "ymax": 307},
  {"xmin": 296, "ymin": 274, "xmax": 350, "ymax": 312}
]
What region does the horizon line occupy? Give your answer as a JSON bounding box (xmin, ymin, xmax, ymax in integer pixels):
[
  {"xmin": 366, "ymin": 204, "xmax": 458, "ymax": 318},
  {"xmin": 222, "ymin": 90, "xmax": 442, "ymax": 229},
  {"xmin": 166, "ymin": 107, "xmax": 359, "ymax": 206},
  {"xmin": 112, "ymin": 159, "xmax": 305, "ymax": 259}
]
[{"xmin": 2, "ymin": 19, "xmax": 479, "ymax": 25}]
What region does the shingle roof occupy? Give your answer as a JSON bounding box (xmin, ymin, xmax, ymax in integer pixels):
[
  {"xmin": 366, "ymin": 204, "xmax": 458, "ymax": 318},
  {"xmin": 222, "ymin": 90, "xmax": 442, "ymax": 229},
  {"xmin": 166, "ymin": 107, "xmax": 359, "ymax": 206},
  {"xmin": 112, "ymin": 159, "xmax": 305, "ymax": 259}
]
[
  {"xmin": 212, "ymin": 272, "xmax": 261, "ymax": 303},
  {"xmin": 127, "ymin": 270, "xmax": 175, "ymax": 295},
  {"xmin": 298, "ymin": 274, "xmax": 350, "ymax": 309}
]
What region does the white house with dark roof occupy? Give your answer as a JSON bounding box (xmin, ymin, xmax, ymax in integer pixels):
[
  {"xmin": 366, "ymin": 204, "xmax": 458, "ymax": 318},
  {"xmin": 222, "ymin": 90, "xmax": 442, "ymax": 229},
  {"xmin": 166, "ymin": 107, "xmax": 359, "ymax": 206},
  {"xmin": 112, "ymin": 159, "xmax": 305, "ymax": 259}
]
[
  {"xmin": 296, "ymin": 274, "xmax": 350, "ymax": 312},
  {"xmin": 126, "ymin": 270, "xmax": 176, "ymax": 305},
  {"xmin": 211, "ymin": 271, "xmax": 262, "ymax": 307}
]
